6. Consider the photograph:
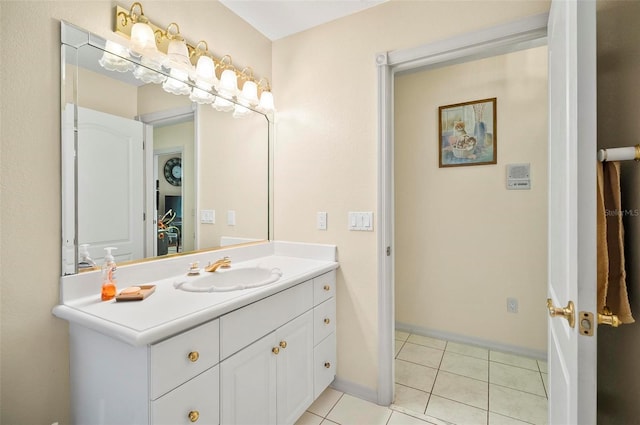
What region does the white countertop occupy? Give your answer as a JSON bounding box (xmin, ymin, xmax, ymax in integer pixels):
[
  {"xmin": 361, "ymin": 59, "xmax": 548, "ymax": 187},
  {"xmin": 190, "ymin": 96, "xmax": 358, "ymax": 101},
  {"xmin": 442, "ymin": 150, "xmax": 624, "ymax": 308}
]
[{"xmin": 53, "ymin": 241, "xmax": 338, "ymax": 346}]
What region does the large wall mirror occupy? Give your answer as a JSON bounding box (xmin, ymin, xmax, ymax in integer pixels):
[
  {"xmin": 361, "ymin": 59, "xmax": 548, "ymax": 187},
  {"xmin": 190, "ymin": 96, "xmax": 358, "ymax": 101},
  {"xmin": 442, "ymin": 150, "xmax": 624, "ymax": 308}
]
[{"xmin": 61, "ymin": 22, "xmax": 271, "ymax": 275}]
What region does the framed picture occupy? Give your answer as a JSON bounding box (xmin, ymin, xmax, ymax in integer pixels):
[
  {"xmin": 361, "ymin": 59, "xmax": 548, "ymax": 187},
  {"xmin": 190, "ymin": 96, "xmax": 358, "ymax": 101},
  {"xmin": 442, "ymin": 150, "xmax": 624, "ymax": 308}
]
[{"xmin": 438, "ymin": 97, "xmax": 497, "ymax": 167}]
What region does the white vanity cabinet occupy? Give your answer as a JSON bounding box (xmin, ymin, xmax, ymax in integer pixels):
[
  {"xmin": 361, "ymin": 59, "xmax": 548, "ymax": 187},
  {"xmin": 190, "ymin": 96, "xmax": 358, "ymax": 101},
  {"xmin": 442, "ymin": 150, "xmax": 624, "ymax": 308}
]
[
  {"xmin": 220, "ymin": 271, "xmax": 336, "ymax": 425},
  {"xmin": 69, "ymin": 319, "xmax": 220, "ymax": 425},
  {"xmin": 66, "ymin": 269, "xmax": 337, "ymax": 425}
]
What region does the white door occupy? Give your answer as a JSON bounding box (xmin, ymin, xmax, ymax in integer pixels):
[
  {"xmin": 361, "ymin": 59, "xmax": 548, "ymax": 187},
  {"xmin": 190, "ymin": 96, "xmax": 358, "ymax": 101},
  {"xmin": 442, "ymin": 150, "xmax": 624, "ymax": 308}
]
[
  {"xmin": 220, "ymin": 333, "xmax": 278, "ymax": 425},
  {"xmin": 77, "ymin": 107, "xmax": 145, "ymax": 265},
  {"xmin": 276, "ymin": 311, "xmax": 314, "ymax": 425},
  {"xmin": 547, "ymin": 0, "xmax": 597, "ymax": 423}
]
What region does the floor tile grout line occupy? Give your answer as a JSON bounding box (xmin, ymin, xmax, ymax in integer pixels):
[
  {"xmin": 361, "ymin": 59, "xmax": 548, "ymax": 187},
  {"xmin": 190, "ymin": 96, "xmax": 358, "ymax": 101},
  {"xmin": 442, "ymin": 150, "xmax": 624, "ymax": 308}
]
[
  {"xmin": 322, "ymin": 391, "xmax": 345, "ymax": 422},
  {"xmin": 488, "ymin": 381, "xmax": 548, "ymax": 399}
]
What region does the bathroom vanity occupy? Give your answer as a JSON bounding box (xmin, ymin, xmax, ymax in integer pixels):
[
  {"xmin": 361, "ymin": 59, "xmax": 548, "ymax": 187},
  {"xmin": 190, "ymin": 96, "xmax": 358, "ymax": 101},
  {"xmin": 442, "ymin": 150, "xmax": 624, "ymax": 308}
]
[{"xmin": 53, "ymin": 241, "xmax": 338, "ymax": 425}]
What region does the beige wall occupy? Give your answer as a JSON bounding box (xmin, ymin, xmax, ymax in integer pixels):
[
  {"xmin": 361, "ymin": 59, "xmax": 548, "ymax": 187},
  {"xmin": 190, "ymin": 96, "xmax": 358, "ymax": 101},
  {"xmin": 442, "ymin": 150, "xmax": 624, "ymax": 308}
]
[
  {"xmin": 198, "ymin": 107, "xmax": 269, "ymax": 248},
  {"xmin": 596, "ymin": 0, "xmax": 640, "ymax": 423},
  {"xmin": 394, "ymin": 47, "xmax": 548, "ymax": 353},
  {"xmin": 0, "ymin": 1, "xmax": 270, "ymax": 423},
  {"xmin": 272, "ymin": 0, "xmax": 550, "ymax": 393}
]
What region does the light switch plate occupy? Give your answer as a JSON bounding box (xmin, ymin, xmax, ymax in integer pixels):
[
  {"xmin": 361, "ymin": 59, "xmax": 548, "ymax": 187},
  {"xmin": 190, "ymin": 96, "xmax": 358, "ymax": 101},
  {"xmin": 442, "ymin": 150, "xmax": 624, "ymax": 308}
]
[
  {"xmin": 348, "ymin": 212, "xmax": 374, "ymax": 231},
  {"xmin": 201, "ymin": 209, "xmax": 215, "ymax": 224},
  {"xmin": 227, "ymin": 210, "xmax": 236, "ymax": 226},
  {"xmin": 317, "ymin": 212, "xmax": 327, "ymax": 230}
]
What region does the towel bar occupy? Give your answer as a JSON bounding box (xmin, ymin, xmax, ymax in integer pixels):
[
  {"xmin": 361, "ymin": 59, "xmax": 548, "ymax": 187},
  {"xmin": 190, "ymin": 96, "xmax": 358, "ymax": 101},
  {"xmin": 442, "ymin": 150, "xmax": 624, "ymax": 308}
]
[{"xmin": 597, "ymin": 144, "xmax": 640, "ymax": 162}]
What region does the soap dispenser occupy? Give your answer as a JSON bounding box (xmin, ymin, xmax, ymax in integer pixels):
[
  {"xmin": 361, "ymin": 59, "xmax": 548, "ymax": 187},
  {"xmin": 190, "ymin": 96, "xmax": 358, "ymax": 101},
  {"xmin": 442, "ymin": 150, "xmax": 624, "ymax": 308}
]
[
  {"xmin": 101, "ymin": 247, "xmax": 118, "ymax": 301},
  {"xmin": 78, "ymin": 244, "xmax": 97, "ymax": 270}
]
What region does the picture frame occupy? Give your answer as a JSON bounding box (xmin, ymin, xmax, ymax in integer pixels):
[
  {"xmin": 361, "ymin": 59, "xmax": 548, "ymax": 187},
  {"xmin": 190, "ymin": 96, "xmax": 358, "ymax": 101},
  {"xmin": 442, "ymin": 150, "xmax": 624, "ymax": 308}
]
[{"xmin": 438, "ymin": 97, "xmax": 497, "ymax": 168}]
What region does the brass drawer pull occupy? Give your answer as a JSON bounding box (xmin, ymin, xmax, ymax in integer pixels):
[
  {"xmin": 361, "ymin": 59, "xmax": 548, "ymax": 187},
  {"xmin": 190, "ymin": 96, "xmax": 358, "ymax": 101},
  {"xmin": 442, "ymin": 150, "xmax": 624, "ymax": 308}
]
[
  {"xmin": 188, "ymin": 351, "xmax": 200, "ymax": 362},
  {"xmin": 324, "ymin": 317, "xmax": 331, "ymax": 325},
  {"xmin": 272, "ymin": 347, "xmax": 280, "ymax": 355},
  {"xmin": 324, "ymin": 362, "xmax": 331, "ymax": 368},
  {"xmin": 323, "ymin": 285, "xmax": 331, "ymax": 291},
  {"xmin": 279, "ymin": 340, "xmax": 287, "ymax": 349},
  {"xmin": 188, "ymin": 410, "xmax": 200, "ymax": 422}
]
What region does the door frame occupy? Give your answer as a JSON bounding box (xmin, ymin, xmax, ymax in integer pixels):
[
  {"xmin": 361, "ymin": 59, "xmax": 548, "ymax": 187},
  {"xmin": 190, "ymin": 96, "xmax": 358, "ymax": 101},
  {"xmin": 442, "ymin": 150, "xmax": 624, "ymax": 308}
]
[
  {"xmin": 375, "ymin": 13, "xmax": 549, "ymax": 405},
  {"xmin": 137, "ymin": 104, "xmax": 197, "ymax": 257}
]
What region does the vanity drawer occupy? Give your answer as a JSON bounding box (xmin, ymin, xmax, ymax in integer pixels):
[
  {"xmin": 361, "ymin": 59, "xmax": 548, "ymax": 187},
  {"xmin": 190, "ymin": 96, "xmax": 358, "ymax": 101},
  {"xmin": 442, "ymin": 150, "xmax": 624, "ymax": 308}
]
[
  {"xmin": 313, "ymin": 271, "xmax": 336, "ymax": 305},
  {"xmin": 314, "ymin": 298, "xmax": 336, "ymax": 345},
  {"xmin": 313, "ymin": 332, "xmax": 336, "ymax": 399},
  {"xmin": 150, "ymin": 319, "xmax": 220, "ymax": 400},
  {"xmin": 220, "ymin": 281, "xmax": 313, "ymax": 360},
  {"xmin": 151, "ymin": 365, "xmax": 219, "ymax": 425}
]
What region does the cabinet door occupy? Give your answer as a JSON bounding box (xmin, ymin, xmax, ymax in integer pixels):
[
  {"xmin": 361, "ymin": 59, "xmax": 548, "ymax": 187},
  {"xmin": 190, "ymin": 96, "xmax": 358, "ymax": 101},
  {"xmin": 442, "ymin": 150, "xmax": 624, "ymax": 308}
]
[
  {"xmin": 220, "ymin": 333, "xmax": 277, "ymax": 425},
  {"xmin": 276, "ymin": 311, "xmax": 314, "ymax": 425}
]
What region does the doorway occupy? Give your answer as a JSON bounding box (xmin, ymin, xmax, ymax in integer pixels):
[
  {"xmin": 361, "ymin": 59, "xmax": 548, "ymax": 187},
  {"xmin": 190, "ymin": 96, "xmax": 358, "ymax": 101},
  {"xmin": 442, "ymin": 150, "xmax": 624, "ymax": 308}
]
[
  {"xmin": 391, "ymin": 45, "xmax": 549, "ymax": 423},
  {"xmin": 375, "ymin": 10, "xmax": 549, "ymax": 412}
]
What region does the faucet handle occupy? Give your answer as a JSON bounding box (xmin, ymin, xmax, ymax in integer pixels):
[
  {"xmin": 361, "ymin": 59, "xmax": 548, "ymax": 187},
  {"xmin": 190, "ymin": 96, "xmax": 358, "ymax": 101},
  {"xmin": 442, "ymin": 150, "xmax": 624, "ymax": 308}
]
[{"xmin": 188, "ymin": 262, "xmax": 200, "ymax": 275}]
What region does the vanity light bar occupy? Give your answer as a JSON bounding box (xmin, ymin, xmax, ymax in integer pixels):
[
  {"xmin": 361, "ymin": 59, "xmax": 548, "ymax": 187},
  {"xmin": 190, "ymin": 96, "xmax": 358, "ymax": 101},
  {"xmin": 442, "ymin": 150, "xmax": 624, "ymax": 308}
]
[{"xmin": 114, "ymin": 3, "xmax": 272, "ymax": 96}]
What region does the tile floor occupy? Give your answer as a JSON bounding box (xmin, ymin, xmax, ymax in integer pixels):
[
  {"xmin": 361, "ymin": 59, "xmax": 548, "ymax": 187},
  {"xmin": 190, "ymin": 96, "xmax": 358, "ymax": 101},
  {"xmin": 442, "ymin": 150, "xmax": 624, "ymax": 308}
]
[{"xmin": 295, "ymin": 331, "xmax": 548, "ymax": 425}]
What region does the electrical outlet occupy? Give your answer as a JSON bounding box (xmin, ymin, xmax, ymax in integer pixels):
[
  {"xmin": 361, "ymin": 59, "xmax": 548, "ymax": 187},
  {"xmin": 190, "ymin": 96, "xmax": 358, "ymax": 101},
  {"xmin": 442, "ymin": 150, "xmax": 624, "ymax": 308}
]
[{"xmin": 507, "ymin": 297, "xmax": 518, "ymax": 313}]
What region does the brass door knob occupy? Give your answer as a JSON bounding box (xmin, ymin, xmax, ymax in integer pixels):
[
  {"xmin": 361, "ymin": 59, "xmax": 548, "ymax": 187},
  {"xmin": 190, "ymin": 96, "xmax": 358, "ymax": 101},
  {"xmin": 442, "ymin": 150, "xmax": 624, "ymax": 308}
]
[
  {"xmin": 279, "ymin": 341, "xmax": 287, "ymax": 349},
  {"xmin": 324, "ymin": 318, "xmax": 331, "ymax": 324},
  {"xmin": 188, "ymin": 410, "xmax": 200, "ymax": 422},
  {"xmin": 324, "ymin": 362, "xmax": 331, "ymax": 368},
  {"xmin": 272, "ymin": 347, "xmax": 280, "ymax": 355},
  {"xmin": 188, "ymin": 351, "xmax": 200, "ymax": 362},
  {"xmin": 323, "ymin": 285, "xmax": 331, "ymax": 291},
  {"xmin": 598, "ymin": 306, "xmax": 621, "ymax": 327},
  {"xmin": 546, "ymin": 298, "xmax": 575, "ymax": 328}
]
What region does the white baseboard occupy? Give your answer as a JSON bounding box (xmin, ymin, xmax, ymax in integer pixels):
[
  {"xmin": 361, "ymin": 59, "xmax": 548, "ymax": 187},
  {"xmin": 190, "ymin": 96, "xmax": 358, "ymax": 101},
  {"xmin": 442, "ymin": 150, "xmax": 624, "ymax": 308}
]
[
  {"xmin": 330, "ymin": 377, "xmax": 380, "ymax": 405},
  {"xmin": 395, "ymin": 321, "xmax": 547, "ymax": 361}
]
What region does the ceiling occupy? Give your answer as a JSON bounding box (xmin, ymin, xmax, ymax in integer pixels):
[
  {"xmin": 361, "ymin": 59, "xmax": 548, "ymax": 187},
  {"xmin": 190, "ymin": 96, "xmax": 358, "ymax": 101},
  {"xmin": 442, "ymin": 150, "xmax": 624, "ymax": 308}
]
[{"xmin": 219, "ymin": 0, "xmax": 388, "ymax": 41}]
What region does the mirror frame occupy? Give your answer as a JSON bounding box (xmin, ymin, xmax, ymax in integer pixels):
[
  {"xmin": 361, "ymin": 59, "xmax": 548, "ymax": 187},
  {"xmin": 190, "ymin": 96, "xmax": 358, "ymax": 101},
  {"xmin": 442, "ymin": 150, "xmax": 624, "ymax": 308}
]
[{"xmin": 60, "ymin": 21, "xmax": 274, "ymax": 275}]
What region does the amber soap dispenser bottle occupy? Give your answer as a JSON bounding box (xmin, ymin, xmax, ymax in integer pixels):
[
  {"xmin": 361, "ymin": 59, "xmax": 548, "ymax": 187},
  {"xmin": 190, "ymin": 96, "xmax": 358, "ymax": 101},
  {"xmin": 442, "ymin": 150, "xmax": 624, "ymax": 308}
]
[{"xmin": 101, "ymin": 247, "xmax": 118, "ymax": 301}]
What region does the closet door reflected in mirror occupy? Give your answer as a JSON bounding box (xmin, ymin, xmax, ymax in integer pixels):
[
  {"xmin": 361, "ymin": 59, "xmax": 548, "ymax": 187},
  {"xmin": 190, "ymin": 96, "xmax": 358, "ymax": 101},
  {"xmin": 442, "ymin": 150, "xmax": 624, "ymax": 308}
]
[{"xmin": 61, "ymin": 22, "xmax": 270, "ymax": 274}]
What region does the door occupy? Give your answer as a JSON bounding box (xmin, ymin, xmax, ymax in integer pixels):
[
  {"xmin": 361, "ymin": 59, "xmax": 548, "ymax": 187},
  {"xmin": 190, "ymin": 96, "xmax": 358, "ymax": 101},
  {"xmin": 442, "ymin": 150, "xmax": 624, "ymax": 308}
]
[
  {"xmin": 276, "ymin": 311, "xmax": 314, "ymax": 425},
  {"xmin": 220, "ymin": 332, "xmax": 278, "ymax": 425},
  {"xmin": 547, "ymin": 0, "xmax": 597, "ymax": 424},
  {"xmin": 77, "ymin": 106, "xmax": 145, "ymax": 265}
]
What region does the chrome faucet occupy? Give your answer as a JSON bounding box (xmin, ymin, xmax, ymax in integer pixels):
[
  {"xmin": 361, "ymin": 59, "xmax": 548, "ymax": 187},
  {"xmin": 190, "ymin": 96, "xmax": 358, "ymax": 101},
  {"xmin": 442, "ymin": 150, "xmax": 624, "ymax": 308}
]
[{"xmin": 205, "ymin": 256, "xmax": 231, "ymax": 272}]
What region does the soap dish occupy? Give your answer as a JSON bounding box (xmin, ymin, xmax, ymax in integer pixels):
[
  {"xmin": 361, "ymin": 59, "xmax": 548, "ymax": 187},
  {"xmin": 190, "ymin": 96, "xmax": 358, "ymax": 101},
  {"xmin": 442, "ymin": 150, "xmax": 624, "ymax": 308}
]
[{"xmin": 115, "ymin": 285, "xmax": 156, "ymax": 302}]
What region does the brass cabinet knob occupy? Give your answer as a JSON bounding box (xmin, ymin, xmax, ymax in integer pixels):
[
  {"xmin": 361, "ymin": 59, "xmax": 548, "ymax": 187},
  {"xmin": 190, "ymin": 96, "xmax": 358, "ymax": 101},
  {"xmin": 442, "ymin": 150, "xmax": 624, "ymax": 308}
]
[
  {"xmin": 279, "ymin": 340, "xmax": 287, "ymax": 349},
  {"xmin": 323, "ymin": 285, "xmax": 331, "ymax": 291},
  {"xmin": 324, "ymin": 317, "xmax": 331, "ymax": 325},
  {"xmin": 188, "ymin": 410, "xmax": 200, "ymax": 422},
  {"xmin": 272, "ymin": 347, "xmax": 280, "ymax": 355},
  {"xmin": 188, "ymin": 351, "xmax": 200, "ymax": 362},
  {"xmin": 324, "ymin": 362, "xmax": 331, "ymax": 369}
]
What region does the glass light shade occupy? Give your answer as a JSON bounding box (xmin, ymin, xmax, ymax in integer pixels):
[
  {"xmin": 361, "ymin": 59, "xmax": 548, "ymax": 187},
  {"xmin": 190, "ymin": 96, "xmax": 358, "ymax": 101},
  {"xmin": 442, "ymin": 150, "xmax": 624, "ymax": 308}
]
[
  {"xmin": 212, "ymin": 96, "xmax": 234, "ymax": 112},
  {"xmin": 165, "ymin": 39, "xmax": 192, "ymax": 72},
  {"xmin": 162, "ymin": 67, "xmax": 191, "ymax": 96},
  {"xmin": 190, "ymin": 87, "xmax": 215, "ymax": 104},
  {"xmin": 257, "ymin": 90, "xmax": 275, "ymax": 113},
  {"xmin": 130, "ymin": 21, "xmax": 157, "ymax": 55},
  {"xmin": 233, "ymin": 104, "xmax": 252, "ymax": 118},
  {"xmin": 133, "ymin": 55, "xmax": 167, "ymax": 84},
  {"xmin": 218, "ymin": 69, "xmax": 238, "ymax": 98},
  {"xmin": 239, "ymin": 80, "xmax": 259, "ymax": 107},
  {"xmin": 192, "ymin": 55, "xmax": 218, "ymax": 90},
  {"xmin": 99, "ymin": 40, "xmax": 134, "ymax": 73}
]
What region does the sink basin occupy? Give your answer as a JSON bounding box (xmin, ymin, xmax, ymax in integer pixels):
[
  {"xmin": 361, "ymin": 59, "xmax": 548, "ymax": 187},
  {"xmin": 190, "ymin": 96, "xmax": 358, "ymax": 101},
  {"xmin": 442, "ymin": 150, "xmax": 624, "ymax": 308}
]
[{"xmin": 174, "ymin": 267, "xmax": 283, "ymax": 292}]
